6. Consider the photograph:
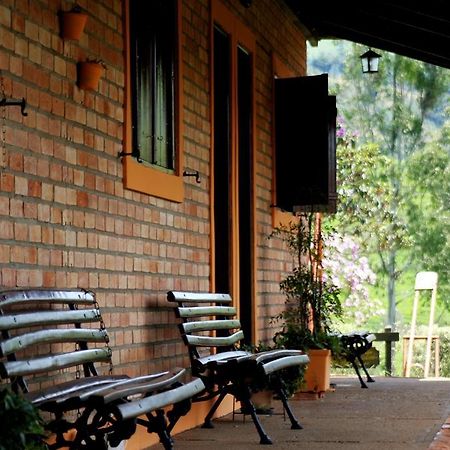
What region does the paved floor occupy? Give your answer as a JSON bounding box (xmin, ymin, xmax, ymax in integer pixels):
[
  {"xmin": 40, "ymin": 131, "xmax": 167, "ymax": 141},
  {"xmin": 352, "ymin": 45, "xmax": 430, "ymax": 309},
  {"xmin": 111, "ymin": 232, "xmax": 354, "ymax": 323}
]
[{"xmin": 155, "ymin": 376, "xmax": 450, "ymax": 449}]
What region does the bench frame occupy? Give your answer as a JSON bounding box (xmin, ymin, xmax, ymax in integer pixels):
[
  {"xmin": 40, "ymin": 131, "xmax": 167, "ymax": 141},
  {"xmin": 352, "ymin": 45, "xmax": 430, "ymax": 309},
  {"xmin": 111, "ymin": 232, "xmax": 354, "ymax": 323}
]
[
  {"xmin": 0, "ymin": 288, "xmax": 204, "ymax": 450},
  {"xmin": 338, "ymin": 331, "xmax": 376, "ymax": 388},
  {"xmin": 168, "ymin": 290, "xmax": 310, "ymax": 445}
]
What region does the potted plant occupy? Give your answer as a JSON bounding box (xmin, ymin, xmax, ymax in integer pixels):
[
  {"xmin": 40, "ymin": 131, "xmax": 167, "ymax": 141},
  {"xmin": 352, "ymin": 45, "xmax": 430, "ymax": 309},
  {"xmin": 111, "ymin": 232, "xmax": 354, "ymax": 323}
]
[
  {"xmin": 0, "ymin": 388, "xmax": 47, "ymax": 450},
  {"xmin": 271, "ymin": 212, "xmax": 343, "ymax": 393},
  {"xmin": 77, "ymin": 59, "xmax": 105, "ymax": 91},
  {"xmin": 59, "ymin": 5, "xmax": 88, "ymax": 40},
  {"xmin": 239, "ymin": 342, "xmax": 305, "ymax": 412}
]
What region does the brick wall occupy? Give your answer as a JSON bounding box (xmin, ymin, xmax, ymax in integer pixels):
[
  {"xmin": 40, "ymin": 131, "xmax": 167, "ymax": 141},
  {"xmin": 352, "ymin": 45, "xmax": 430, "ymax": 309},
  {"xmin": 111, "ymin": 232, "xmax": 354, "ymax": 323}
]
[{"xmin": 0, "ymin": 0, "xmax": 306, "ymax": 376}]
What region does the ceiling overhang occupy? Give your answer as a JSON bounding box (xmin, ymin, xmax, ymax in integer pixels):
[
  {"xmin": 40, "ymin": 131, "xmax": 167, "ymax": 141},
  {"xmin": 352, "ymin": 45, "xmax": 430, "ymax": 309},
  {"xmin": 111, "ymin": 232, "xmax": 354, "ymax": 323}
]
[{"xmin": 284, "ymin": 1, "xmax": 450, "ymax": 69}]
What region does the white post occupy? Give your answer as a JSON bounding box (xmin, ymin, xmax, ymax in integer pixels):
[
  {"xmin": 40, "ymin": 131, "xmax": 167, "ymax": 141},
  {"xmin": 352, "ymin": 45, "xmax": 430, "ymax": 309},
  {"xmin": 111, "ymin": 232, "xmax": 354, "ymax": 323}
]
[
  {"xmin": 422, "ymin": 272, "xmax": 438, "ymax": 378},
  {"xmin": 405, "ymin": 290, "xmax": 419, "ymax": 377},
  {"xmin": 405, "ymin": 272, "xmax": 438, "ymax": 378}
]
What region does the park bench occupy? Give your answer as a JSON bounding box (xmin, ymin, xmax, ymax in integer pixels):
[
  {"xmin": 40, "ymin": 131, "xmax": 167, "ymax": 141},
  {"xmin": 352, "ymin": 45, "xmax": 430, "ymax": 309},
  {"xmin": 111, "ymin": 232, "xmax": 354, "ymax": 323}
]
[
  {"xmin": 337, "ymin": 331, "xmax": 376, "ymax": 388},
  {"xmin": 167, "ymin": 291, "xmax": 310, "ymax": 445},
  {"xmin": 0, "ymin": 288, "xmax": 205, "ymax": 450}
]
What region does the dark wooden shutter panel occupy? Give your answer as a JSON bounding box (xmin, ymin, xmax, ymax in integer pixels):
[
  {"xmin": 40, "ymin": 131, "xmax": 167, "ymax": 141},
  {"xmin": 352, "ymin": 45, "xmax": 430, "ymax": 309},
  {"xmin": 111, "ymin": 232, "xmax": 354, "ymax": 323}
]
[{"xmin": 274, "ymin": 74, "xmax": 336, "ymax": 213}]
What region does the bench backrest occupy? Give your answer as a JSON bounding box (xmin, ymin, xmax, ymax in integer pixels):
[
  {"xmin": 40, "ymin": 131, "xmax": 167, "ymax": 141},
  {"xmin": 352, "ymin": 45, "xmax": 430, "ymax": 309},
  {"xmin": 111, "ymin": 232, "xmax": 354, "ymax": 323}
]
[
  {"xmin": 167, "ymin": 291, "xmax": 244, "ymax": 364},
  {"xmin": 0, "ymin": 289, "xmax": 112, "ymax": 394}
]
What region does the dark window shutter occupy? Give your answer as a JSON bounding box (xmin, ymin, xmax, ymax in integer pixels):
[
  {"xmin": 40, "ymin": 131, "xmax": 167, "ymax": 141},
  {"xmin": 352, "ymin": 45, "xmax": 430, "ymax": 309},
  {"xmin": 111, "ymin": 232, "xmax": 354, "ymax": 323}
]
[{"xmin": 274, "ymin": 74, "xmax": 337, "ymax": 213}]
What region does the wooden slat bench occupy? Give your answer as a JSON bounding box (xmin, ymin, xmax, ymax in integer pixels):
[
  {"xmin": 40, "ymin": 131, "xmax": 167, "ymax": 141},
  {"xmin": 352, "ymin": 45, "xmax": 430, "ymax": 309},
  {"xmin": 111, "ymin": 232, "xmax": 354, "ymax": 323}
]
[
  {"xmin": 167, "ymin": 291, "xmax": 310, "ymax": 445},
  {"xmin": 0, "ymin": 289, "xmax": 204, "ymax": 450},
  {"xmin": 337, "ymin": 331, "xmax": 376, "ymax": 388}
]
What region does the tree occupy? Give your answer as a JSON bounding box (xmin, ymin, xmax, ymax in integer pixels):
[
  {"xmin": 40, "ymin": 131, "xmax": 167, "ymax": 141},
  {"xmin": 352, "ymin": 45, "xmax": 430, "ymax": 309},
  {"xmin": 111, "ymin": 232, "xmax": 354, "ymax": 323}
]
[{"xmin": 310, "ymin": 42, "xmax": 449, "ymax": 328}]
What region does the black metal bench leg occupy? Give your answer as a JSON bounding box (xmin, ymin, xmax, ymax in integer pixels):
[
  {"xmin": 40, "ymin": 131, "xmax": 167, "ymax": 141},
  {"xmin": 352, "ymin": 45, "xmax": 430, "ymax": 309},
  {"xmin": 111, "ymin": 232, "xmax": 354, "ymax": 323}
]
[
  {"xmin": 240, "ymin": 393, "xmax": 273, "ymax": 445},
  {"xmin": 350, "ymin": 359, "xmax": 368, "ymax": 388},
  {"xmin": 275, "ymin": 386, "xmax": 302, "ymax": 429},
  {"xmin": 356, "ymin": 355, "xmax": 375, "ymax": 383},
  {"xmin": 202, "ymin": 389, "xmax": 227, "ymax": 428},
  {"xmin": 141, "ymin": 410, "xmax": 174, "ymax": 450},
  {"xmin": 156, "ymin": 410, "xmax": 174, "ymax": 450}
]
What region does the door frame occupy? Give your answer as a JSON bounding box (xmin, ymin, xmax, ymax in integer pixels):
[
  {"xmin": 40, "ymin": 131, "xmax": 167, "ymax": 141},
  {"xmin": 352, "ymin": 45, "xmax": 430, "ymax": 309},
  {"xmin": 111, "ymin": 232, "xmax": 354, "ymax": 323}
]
[{"xmin": 210, "ymin": 0, "xmax": 257, "ymax": 342}]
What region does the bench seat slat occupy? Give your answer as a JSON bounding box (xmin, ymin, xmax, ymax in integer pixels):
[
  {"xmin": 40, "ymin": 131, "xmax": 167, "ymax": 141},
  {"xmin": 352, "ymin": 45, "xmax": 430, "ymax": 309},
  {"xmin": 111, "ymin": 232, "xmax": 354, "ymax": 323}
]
[
  {"xmin": 116, "ymin": 378, "xmax": 205, "ymax": 421},
  {"xmin": 80, "ymin": 371, "xmax": 171, "ymax": 403},
  {"xmin": 195, "ymin": 350, "xmax": 250, "ymax": 368},
  {"xmin": 88, "ymin": 370, "xmax": 188, "ymax": 405},
  {"xmin": 168, "ymin": 291, "xmax": 232, "ymax": 304},
  {"xmin": 0, "ymin": 348, "xmax": 112, "ymax": 378},
  {"xmin": 0, "ymin": 289, "xmax": 94, "ymax": 308},
  {"xmin": 177, "ymin": 306, "xmax": 237, "ymax": 318},
  {"xmin": 0, "ymin": 309, "xmax": 100, "ymax": 331},
  {"xmin": 182, "ymin": 319, "xmax": 241, "ymax": 333},
  {"xmin": 260, "ymin": 355, "xmax": 310, "ymax": 376},
  {"xmin": 184, "ymin": 330, "xmax": 244, "ymax": 347},
  {"xmin": 252, "ymin": 349, "xmax": 306, "ymax": 364},
  {"xmin": 27, "ymin": 375, "xmax": 129, "ymax": 406},
  {"xmin": 0, "ymin": 328, "xmax": 108, "ymax": 356}
]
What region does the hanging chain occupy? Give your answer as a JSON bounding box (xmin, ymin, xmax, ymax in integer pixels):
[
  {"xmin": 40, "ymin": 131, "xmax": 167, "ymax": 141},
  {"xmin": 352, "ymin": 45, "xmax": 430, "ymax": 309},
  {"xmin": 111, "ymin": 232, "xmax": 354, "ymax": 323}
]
[
  {"xmin": 0, "ymin": 70, "xmax": 7, "ymax": 169},
  {"xmin": 94, "ymin": 297, "xmax": 114, "ymax": 375},
  {"xmin": 73, "ymin": 302, "xmax": 82, "ymax": 379}
]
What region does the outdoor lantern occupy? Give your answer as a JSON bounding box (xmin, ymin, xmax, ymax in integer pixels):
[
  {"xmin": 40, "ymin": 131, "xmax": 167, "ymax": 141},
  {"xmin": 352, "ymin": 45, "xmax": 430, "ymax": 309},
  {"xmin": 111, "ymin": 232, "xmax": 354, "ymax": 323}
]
[{"xmin": 360, "ymin": 48, "xmax": 382, "ymax": 73}]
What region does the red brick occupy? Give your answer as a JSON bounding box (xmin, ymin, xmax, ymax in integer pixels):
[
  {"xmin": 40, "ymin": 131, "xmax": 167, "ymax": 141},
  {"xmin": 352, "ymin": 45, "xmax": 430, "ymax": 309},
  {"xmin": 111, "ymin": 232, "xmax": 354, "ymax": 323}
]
[
  {"xmin": 0, "ymin": 197, "xmax": 9, "ymax": 215},
  {"xmin": 41, "ymin": 227, "xmax": 53, "ymax": 244},
  {"xmin": 0, "ymin": 27, "xmax": 14, "ymax": 50},
  {"xmin": 43, "ymin": 271, "xmax": 56, "ymax": 287},
  {"xmin": 28, "ymin": 179, "xmax": 42, "ymax": 197},
  {"xmin": 23, "ymin": 202, "xmax": 37, "ymax": 219},
  {"xmin": 1, "ymin": 173, "xmax": 14, "ymax": 192},
  {"xmin": 1, "ymin": 268, "xmax": 16, "ymax": 287}
]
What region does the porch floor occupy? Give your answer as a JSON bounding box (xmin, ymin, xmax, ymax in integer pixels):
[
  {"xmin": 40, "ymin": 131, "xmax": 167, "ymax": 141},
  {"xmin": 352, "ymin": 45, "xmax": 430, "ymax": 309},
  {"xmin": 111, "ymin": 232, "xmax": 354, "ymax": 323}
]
[{"xmin": 153, "ymin": 376, "xmax": 450, "ymax": 449}]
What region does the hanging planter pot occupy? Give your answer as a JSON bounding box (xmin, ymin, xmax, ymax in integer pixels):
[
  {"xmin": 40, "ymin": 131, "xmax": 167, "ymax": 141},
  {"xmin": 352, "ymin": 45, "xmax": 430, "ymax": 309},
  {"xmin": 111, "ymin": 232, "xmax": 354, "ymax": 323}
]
[
  {"xmin": 77, "ymin": 60, "xmax": 105, "ymax": 91},
  {"xmin": 59, "ymin": 7, "xmax": 88, "ymax": 40}
]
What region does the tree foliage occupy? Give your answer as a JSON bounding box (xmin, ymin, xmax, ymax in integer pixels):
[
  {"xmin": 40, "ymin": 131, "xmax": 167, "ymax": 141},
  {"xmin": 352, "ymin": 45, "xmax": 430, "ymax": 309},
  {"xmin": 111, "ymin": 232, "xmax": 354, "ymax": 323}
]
[{"xmin": 310, "ymin": 41, "xmax": 450, "ymax": 327}]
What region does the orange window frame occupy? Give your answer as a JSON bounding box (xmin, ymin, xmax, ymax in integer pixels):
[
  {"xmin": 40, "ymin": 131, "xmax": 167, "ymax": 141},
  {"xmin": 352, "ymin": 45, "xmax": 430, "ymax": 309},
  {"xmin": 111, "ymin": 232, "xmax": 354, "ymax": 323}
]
[{"xmin": 122, "ymin": 0, "xmax": 184, "ymax": 202}]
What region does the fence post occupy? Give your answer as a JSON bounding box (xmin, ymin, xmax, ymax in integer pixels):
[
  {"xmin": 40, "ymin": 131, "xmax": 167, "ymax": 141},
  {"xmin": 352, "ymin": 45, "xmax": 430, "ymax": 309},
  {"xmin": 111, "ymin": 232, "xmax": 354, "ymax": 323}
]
[{"xmin": 385, "ymin": 326, "xmax": 393, "ymax": 376}]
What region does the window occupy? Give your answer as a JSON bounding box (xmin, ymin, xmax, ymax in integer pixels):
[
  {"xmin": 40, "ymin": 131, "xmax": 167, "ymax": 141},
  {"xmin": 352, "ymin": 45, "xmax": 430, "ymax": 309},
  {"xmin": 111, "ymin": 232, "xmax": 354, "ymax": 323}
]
[{"xmin": 123, "ymin": 0, "xmax": 184, "ymax": 202}]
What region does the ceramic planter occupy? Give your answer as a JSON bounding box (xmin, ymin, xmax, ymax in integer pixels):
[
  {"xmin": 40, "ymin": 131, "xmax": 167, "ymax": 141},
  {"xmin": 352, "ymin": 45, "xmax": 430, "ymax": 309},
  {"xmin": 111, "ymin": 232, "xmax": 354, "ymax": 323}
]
[
  {"xmin": 60, "ymin": 11, "xmax": 88, "ymax": 40},
  {"xmin": 77, "ymin": 61, "xmax": 104, "ymax": 91},
  {"xmin": 303, "ymin": 348, "xmax": 331, "ymax": 393}
]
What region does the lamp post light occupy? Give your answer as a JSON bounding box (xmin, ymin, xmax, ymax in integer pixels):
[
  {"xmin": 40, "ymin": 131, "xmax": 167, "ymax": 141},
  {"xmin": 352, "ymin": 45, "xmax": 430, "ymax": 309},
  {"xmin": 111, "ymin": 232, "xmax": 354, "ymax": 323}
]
[{"xmin": 360, "ymin": 49, "xmax": 382, "ymax": 73}]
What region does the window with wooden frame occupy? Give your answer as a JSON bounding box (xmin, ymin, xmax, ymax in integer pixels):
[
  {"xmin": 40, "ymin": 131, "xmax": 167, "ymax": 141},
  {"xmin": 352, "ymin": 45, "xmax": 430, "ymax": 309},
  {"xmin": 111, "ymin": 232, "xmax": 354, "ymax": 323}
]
[{"xmin": 123, "ymin": 0, "xmax": 184, "ymax": 202}]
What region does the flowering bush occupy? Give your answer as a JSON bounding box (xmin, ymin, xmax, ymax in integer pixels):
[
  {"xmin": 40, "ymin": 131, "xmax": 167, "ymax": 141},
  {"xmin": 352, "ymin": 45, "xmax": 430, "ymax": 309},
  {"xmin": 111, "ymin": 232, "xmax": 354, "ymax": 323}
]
[
  {"xmin": 336, "ymin": 116, "xmax": 359, "ymax": 148},
  {"xmin": 322, "ymin": 233, "xmax": 384, "ymax": 326}
]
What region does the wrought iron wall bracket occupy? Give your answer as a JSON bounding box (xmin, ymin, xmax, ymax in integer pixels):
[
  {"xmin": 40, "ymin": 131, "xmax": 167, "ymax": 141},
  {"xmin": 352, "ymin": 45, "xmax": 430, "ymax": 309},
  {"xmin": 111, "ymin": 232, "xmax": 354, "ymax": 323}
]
[
  {"xmin": 0, "ymin": 97, "xmax": 28, "ymax": 116},
  {"xmin": 117, "ymin": 151, "xmax": 143, "ymax": 163},
  {"xmin": 183, "ymin": 170, "xmax": 201, "ymax": 183}
]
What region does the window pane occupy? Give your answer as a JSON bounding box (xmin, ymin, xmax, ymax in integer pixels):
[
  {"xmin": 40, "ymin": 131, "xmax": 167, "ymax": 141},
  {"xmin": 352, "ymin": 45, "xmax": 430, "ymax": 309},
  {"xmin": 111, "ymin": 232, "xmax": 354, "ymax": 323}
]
[{"xmin": 130, "ymin": 0, "xmax": 175, "ymax": 171}]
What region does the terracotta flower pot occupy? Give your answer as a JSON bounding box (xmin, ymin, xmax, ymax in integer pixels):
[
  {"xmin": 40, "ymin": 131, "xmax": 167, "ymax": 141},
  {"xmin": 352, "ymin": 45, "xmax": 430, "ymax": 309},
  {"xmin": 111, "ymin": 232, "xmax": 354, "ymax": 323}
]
[
  {"xmin": 60, "ymin": 11, "xmax": 88, "ymax": 40},
  {"xmin": 303, "ymin": 348, "xmax": 331, "ymax": 393},
  {"xmin": 77, "ymin": 61, "xmax": 104, "ymax": 91}
]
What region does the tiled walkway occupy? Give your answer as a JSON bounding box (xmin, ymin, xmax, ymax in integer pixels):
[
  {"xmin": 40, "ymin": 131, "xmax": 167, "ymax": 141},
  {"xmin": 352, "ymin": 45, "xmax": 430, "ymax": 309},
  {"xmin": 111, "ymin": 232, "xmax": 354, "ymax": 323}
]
[
  {"xmin": 154, "ymin": 376, "xmax": 450, "ymax": 449},
  {"xmin": 429, "ymin": 416, "xmax": 450, "ymax": 449}
]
